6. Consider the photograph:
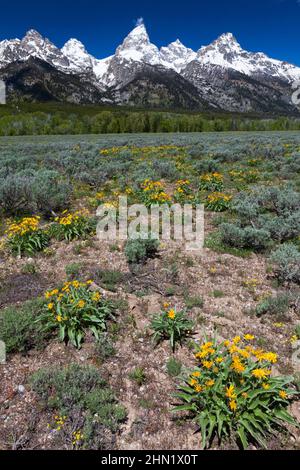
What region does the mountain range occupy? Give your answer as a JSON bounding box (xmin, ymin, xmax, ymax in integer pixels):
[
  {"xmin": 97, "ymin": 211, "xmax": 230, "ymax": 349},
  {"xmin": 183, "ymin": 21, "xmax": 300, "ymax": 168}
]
[{"xmin": 0, "ymin": 23, "xmax": 299, "ymax": 114}]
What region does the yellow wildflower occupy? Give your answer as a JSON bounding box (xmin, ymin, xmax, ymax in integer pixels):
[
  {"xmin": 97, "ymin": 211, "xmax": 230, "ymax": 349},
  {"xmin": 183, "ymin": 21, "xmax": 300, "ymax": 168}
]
[
  {"xmin": 225, "ymin": 385, "xmax": 236, "ymax": 400},
  {"xmin": 252, "ymin": 368, "xmax": 271, "ymax": 379},
  {"xmin": 257, "ymin": 352, "xmax": 278, "ymax": 364},
  {"xmin": 168, "ymin": 309, "xmax": 176, "ymax": 320},
  {"xmin": 202, "ymin": 361, "xmax": 213, "ymax": 369},
  {"xmin": 229, "ymin": 400, "xmax": 237, "ymax": 412},
  {"xmin": 191, "ymin": 371, "xmax": 201, "ymax": 378},
  {"xmin": 231, "ymin": 357, "xmax": 245, "ymax": 374},
  {"xmin": 233, "ymin": 336, "xmax": 241, "ymax": 345},
  {"xmin": 205, "ymin": 380, "xmax": 215, "ymax": 388},
  {"xmin": 244, "ymin": 334, "xmax": 255, "ymax": 341},
  {"xmin": 279, "ymin": 391, "xmax": 288, "ymax": 400},
  {"xmin": 92, "ymin": 292, "xmax": 101, "ymax": 302}
]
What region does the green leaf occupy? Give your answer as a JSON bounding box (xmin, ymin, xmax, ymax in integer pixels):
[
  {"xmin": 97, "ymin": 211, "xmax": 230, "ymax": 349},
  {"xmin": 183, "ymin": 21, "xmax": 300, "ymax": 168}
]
[
  {"xmin": 58, "ymin": 324, "xmax": 66, "ymax": 342},
  {"xmin": 237, "ymin": 425, "xmax": 248, "ymax": 449},
  {"xmin": 172, "ymin": 404, "xmax": 196, "ymax": 412},
  {"xmin": 240, "ymin": 418, "xmax": 267, "ymax": 449},
  {"xmin": 198, "ymin": 413, "xmax": 209, "ymax": 449},
  {"xmin": 175, "ymin": 392, "xmax": 195, "ymax": 403},
  {"xmin": 274, "ymin": 408, "xmax": 299, "ymax": 427}
]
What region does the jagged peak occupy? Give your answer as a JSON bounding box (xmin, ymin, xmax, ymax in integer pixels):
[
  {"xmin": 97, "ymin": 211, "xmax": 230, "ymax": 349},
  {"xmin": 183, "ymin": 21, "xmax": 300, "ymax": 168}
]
[
  {"xmin": 217, "ymin": 32, "xmax": 236, "ymax": 42},
  {"xmin": 167, "ymin": 39, "xmax": 186, "ymax": 48},
  {"xmin": 125, "ymin": 23, "xmax": 149, "ymax": 41},
  {"xmin": 62, "ymin": 38, "xmax": 87, "ymax": 52},
  {"xmin": 211, "ymin": 32, "xmax": 241, "ymax": 49},
  {"xmin": 23, "ymin": 29, "xmax": 44, "ymax": 40}
]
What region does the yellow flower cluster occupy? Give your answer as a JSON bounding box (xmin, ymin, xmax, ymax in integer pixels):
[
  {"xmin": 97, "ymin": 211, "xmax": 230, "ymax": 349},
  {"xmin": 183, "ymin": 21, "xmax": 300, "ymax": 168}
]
[
  {"xmin": 141, "ymin": 179, "xmax": 172, "ymax": 203},
  {"xmin": 55, "ymin": 210, "xmax": 82, "ymax": 226},
  {"xmin": 45, "ymin": 280, "xmax": 93, "ymax": 300},
  {"xmin": 191, "ymin": 336, "xmax": 281, "ymax": 413},
  {"xmin": 6, "ymin": 216, "xmax": 41, "ymax": 237},
  {"xmin": 243, "ymin": 278, "xmax": 260, "ymax": 289},
  {"xmin": 99, "ymin": 144, "xmax": 180, "ymax": 156},
  {"xmin": 99, "ymin": 146, "xmax": 128, "ymax": 155},
  {"xmin": 44, "ymin": 280, "xmax": 98, "ymax": 322},
  {"xmin": 252, "ymin": 368, "xmax": 272, "ymax": 379},
  {"xmin": 72, "ymin": 430, "xmax": 84, "ymax": 446},
  {"xmin": 206, "ymin": 192, "xmax": 232, "ymax": 204},
  {"xmin": 176, "ymin": 179, "xmax": 191, "ymax": 187},
  {"xmin": 142, "ymin": 180, "xmax": 163, "ymax": 192},
  {"xmin": 200, "ymin": 172, "xmax": 223, "ymax": 183},
  {"xmin": 47, "ymin": 415, "xmax": 67, "ymax": 432}
]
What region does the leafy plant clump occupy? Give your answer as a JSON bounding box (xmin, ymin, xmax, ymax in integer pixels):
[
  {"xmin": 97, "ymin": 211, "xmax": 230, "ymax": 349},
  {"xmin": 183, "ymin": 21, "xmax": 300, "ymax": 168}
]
[
  {"xmin": 173, "ymin": 336, "xmax": 298, "ymax": 449},
  {"xmin": 270, "ymin": 244, "xmax": 300, "ymax": 284},
  {"xmin": 255, "ymin": 293, "xmax": 291, "ymax": 318},
  {"xmin": 151, "ymin": 305, "xmax": 194, "ymax": 352},
  {"xmin": 38, "ymin": 280, "xmax": 115, "ymax": 348},
  {"xmin": 30, "ymin": 364, "xmax": 127, "ymax": 450},
  {"xmin": 128, "ymin": 367, "xmax": 147, "ymax": 386},
  {"xmin": 205, "ymin": 192, "xmax": 233, "ymax": 212},
  {"xmin": 219, "ymin": 186, "xmax": 300, "ymax": 252},
  {"xmin": 0, "ymin": 298, "xmax": 50, "ymax": 353},
  {"xmin": 125, "ymin": 238, "xmax": 159, "ymax": 264},
  {"xmin": 5, "ymin": 216, "xmax": 49, "ymax": 257},
  {"xmin": 50, "ymin": 210, "xmax": 95, "ymax": 242},
  {"xmin": 166, "ymin": 357, "xmax": 182, "ymax": 377}
]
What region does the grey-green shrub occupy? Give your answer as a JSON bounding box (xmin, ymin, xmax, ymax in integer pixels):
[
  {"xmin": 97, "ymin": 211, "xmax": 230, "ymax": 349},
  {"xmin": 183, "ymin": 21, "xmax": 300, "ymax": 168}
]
[
  {"xmin": 220, "ymin": 223, "xmax": 271, "ymax": 251},
  {"xmin": 30, "ymin": 363, "xmax": 126, "ymax": 449},
  {"xmin": 271, "ymin": 244, "xmax": 300, "ymax": 284},
  {"xmin": 0, "ymin": 298, "xmax": 49, "ymax": 353},
  {"xmin": 255, "ymin": 293, "xmax": 291, "ymax": 317},
  {"xmin": 125, "ymin": 238, "xmax": 159, "ymax": 264}
]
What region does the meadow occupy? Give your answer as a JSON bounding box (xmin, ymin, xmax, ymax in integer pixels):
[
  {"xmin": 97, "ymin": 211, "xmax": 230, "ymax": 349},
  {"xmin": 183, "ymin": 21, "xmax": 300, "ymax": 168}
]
[{"xmin": 0, "ymin": 131, "xmax": 300, "ymax": 450}]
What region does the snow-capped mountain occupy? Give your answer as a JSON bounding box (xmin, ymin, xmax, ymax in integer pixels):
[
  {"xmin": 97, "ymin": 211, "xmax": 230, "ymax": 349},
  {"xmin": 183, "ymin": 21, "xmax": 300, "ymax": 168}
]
[
  {"xmin": 61, "ymin": 38, "xmax": 94, "ymax": 73},
  {"xmin": 0, "ymin": 38, "xmax": 21, "ymax": 67},
  {"xmin": 14, "ymin": 29, "xmax": 70, "ymax": 70},
  {"xmin": 0, "ymin": 23, "xmax": 299, "ymax": 113},
  {"xmin": 193, "ymin": 32, "xmax": 300, "ymax": 84},
  {"xmin": 160, "ymin": 39, "xmax": 197, "ymax": 72},
  {"xmin": 115, "ymin": 24, "xmax": 160, "ymax": 65}
]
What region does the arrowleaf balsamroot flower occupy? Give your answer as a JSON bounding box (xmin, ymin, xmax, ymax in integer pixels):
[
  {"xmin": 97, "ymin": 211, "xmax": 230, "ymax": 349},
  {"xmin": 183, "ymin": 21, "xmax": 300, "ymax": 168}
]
[
  {"xmin": 151, "ymin": 306, "xmax": 194, "ymax": 352},
  {"xmin": 5, "ymin": 216, "xmax": 49, "ymax": 257},
  {"xmin": 38, "ymin": 280, "xmax": 114, "ymax": 349},
  {"xmin": 173, "ymin": 336, "xmax": 299, "ymax": 450}
]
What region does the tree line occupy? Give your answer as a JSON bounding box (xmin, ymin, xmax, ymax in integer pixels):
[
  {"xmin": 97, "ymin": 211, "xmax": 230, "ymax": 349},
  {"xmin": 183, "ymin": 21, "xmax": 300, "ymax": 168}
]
[{"xmin": 0, "ymin": 109, "xmax": 299, "ymax": 135}]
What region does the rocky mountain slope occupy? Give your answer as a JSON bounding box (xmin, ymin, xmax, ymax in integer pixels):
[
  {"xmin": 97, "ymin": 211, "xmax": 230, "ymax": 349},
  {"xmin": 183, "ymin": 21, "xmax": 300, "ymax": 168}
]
[{"xmin": 0, "ymin": 23, "xmax": 299, "ymax": 113}]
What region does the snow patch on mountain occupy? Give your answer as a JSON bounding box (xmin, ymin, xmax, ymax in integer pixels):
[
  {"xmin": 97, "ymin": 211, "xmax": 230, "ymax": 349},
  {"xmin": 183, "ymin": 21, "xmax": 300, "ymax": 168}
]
[
  {"xmin": 196, "ymin": 32, "xmax": 300, "ymax": 83},
  {"xmin": 160, "ymin": 39, "xmax": 196, "ymax": 72},
  {"xmin": 115, "ymin": 23, "xmax": 161, "ymax": 65},
  {"xmin": 62, "ymin": 38, "xmax": 93, "ymax": 73}
]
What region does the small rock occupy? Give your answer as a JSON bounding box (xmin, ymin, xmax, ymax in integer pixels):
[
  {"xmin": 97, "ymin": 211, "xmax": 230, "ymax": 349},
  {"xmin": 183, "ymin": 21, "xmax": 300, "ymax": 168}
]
[{"xmin": 17, "ymin": 385, "xmax": 25, "ymax": 394}]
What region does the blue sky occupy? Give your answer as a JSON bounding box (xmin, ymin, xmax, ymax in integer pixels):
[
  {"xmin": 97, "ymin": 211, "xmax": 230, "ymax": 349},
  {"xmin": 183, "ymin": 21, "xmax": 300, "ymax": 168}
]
[{"xmin": 1, "ymin": 0, "xmax": 300, "ymax": 65}]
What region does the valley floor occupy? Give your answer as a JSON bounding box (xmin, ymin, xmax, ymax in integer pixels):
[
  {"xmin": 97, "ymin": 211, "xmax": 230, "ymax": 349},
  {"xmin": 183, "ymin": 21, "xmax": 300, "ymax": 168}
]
[{"xmin": 0, "ymin": 132, "xmax": 300, "ymax": 450}]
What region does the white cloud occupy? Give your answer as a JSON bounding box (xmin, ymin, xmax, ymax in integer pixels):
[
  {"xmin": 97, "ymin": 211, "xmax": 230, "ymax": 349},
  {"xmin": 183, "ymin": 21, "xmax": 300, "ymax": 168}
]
[{"xmin": 135, "ymin": 17, "xmax": 144, "ymax": 26}]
